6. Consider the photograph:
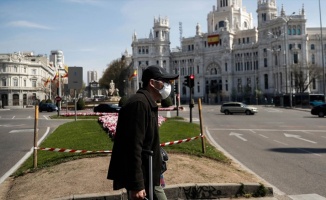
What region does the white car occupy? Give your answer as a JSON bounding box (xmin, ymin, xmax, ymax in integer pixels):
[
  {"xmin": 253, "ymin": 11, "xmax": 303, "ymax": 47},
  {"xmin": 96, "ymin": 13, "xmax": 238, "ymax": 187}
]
[{"xmin": 220, "ymin": 102, "xmax": 258, "ymax": 115}]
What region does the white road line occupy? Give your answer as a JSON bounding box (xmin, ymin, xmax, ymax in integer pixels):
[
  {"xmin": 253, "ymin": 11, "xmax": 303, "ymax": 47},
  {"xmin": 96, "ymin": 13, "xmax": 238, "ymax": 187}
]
[
  {"xmin": 322, "ymin": 136, "xmax": 326, "ymax": 139},
  {"xmin": 209, "ymin": 128, "xmax": 326, "ymax": 133},
  {"xmin": 0, "ymin": 127, "xmax": 51, "ymax": 185},
  {"xmin": 274, "ymin": 140, "xmax": 288, "ymax": 146},
  {"xmin": 259, "ymin": 134, "xmax": 269, "ymax": 138},
  {"xmin": 205, "ymin": 127, "xmax": 286, "ymax": 196},
  {"xmin": 12, "ymin": 116, "xmax": 15, "ymax": 119},
  {"xmin": 296, "ymin": 148, "xmax": 321, "ymax": 157},
  {"xmin": 9, "ymin": 129, "xmax": 36, "ymax": 133}
]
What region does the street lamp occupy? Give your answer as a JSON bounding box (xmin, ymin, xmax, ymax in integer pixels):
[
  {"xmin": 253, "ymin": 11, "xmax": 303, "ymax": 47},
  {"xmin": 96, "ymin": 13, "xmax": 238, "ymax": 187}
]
[{"xmin": 319, "ymin": 0, "xmax": 326, "ymax": 101}]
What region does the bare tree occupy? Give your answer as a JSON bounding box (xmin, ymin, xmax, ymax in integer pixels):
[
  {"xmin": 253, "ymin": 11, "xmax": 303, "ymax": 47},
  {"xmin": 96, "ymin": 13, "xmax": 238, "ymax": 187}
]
[{"xmin": 290, "ymin": 63, "xmax": 323, "ymax": 93}]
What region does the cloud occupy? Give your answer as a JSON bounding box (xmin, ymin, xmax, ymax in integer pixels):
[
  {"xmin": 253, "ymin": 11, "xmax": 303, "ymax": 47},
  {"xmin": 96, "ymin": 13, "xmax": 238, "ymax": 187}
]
[{"xmin": 7, "ymin": 20, "xmax": 53, "ymax": 30}]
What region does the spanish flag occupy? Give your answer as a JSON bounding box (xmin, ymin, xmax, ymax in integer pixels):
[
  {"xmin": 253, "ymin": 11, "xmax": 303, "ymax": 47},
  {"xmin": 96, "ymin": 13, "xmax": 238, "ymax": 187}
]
[
  {"xmin": 44, "ymin": 77, "xmax": 51, "ymax": 87},
  {"xmin": 207, "ymin": 34, "xmax": 220, "ymax": 45},
  {"xmin": 129, "ymin": 69, "xmax": 137, "ymax": 81},
  {"xmin": 52, "ymin": 72, "xmax": 59, "ymax": 81}
]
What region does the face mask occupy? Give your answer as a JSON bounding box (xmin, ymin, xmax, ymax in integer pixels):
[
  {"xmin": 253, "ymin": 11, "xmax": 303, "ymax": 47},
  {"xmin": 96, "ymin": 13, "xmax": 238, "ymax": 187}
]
[{"xmin": 154, "ymin": 81, "xmax": 171, "ymax": 99}]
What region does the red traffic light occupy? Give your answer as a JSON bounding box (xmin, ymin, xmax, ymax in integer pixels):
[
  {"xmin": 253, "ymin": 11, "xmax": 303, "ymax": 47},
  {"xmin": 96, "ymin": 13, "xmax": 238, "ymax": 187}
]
[{"xmin": 190, "ymin": 74, "xmax": 194, "ymax": 79}]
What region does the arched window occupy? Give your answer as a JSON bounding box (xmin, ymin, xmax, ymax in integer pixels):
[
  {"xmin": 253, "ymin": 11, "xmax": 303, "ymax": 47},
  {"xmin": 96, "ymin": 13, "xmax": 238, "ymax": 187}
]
[
  {"xmin": 312, "ymin": 54, "xmax": 315, "ymax": 64},
  {"xmin": 219, "ymin": 21, "xmax": 225, "ymax": 28},
  {"xmin": 292, "ymin": 26, "xmax": 296, "ymax": 35},
  {"xmin": 311, "ymin": 44, "xmax": 315, "ymax": 50},
  {"xmin": 288, "ymin": 26, "xmax": 292, "ymax": 35},
  {"xmin": 297, "ymin": 26, "xmax": 301, "ymax": 35}
]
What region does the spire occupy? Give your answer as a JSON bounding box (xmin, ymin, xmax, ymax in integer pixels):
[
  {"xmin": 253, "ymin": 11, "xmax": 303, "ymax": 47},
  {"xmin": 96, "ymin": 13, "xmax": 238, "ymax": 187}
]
[
  {"xmin": 149, "ymin": 29, "xmax": 153, "ymax": 39},
  {"xmin": 301, "ymin": 4, "xmax": 305, "ymax": 15},
  {"xmin": 280, "ymin": 4, "xmax": 285, "ymax": 17}
]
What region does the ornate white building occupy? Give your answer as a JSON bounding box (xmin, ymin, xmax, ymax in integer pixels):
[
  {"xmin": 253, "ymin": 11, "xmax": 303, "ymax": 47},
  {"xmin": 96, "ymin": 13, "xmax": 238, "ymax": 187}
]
[
  {"xmin": 0, "ymin": 52, "xmax": 56, "ymax": 107},
  {"xmin": 131, "ymin": 0, "xmax": 326, "ymax": 105}
]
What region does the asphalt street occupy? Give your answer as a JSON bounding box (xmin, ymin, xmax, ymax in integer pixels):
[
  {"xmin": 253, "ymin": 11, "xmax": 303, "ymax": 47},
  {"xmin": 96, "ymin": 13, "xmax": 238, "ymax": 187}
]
[
  {"xmin": 174, "ymin": 104, "xmax": 326, "ymax": 198},
  {"xmin": 0, "ymin": 108, "xmax": 69, "ymax": 184}
]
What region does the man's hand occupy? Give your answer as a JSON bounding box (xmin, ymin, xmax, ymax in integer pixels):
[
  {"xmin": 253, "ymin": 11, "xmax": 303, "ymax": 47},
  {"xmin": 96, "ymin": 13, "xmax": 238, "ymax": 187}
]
[{"xmin": 130, "ymin": 189, "xmax": 147, "ymax": 199}]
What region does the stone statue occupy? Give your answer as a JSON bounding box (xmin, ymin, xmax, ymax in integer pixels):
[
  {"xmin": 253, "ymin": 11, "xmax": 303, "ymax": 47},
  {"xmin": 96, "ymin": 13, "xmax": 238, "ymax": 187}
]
[{"xmin": 109, "ymin": 80, "xmax": 115, "ymax": 96}]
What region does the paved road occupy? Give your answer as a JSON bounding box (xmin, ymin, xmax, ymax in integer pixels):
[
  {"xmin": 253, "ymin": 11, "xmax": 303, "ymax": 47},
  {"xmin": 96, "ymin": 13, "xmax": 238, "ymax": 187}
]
[
  {"xmin": 172, "ymin": 104, "xmax": 326, "ymax": 199},
  {"xmin": 0, "ymin": 108, "xmax": 69, "ymax": 184}
]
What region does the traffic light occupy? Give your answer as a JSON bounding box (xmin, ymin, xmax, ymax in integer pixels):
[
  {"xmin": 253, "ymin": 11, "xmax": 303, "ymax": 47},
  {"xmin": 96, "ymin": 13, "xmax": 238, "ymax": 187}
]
[
  {"xmin": 183, "ymin": 75, "xmax": 190, "ymax": 87},
  {"xmin": 189, "ymin": 74, "xmax": 195, "ymax": 88},
  {"xmin": 174, "ymin": 83, "xmax": 178, "ymax": 93}
]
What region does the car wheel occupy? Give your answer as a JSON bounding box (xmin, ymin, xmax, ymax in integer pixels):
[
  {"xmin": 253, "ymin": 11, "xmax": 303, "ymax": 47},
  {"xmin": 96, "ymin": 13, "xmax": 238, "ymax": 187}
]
[
  {"xmin": 318, "ymin": 111, "xmax": 325, "ymax": 117},
  {"xmin": 245, "ymin": 110, "xmax": 251, "ymax": 115},
  {"xmin": 225, "ymin": 110, "xmax": 230, "ymax": 115}
]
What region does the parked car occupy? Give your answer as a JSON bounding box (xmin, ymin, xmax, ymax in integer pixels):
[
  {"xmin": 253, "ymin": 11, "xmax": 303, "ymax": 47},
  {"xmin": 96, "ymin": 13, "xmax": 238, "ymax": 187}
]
[
  {"xmin": 93, "ymin": 103, "xmax": 120, "ymax": 113},
  {"xmin": 309, "ymin": 100, "xmax": 325, "ymax": 107},
  {"xmin": 220, "ymin": 102, "xmax": 258, "ymax": 115},
  {"xmin": 39, "ymin": 103, "xmax": 58, "ymax": 112},
  {"xmin": 311, "ymin": 103, "xmax": 326, "ymax": 117}
]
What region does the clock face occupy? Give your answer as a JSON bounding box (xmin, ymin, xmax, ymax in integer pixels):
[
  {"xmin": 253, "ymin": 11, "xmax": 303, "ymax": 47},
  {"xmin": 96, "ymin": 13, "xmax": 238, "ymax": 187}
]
[{"xmin": 13, "ymin": 54, "xmax": 18, "ymax": 60}]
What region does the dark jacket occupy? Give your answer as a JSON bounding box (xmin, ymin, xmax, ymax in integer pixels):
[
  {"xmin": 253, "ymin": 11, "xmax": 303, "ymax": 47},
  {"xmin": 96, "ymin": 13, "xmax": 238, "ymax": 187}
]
[{"xmin": 107, "ymin": 88, "xmax": 162, "ymax": 192}]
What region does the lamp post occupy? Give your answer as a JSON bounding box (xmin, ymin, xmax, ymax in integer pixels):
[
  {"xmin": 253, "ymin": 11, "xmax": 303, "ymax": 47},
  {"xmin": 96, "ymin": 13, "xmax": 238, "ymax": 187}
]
[
  {"xmin": 282, "ymin": 17, "xmax": 293, "ymax": 107},
  {"xmin": 319, "ymin": 0, "xmax": 326, "ymax": 101}
]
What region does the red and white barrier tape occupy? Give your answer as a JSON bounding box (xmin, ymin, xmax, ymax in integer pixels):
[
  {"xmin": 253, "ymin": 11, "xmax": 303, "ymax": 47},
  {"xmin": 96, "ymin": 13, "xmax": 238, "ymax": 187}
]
[
  {"xmin": 38, "ymin": 134, "xmax": 203, "ymax": 153},
  {"xmin": 160, "ymin": 135, "xmax": 202, "ymax": 147},
  {"xmin": 38, "ymin": 147, "xmax": 112, "ymax": 154}
]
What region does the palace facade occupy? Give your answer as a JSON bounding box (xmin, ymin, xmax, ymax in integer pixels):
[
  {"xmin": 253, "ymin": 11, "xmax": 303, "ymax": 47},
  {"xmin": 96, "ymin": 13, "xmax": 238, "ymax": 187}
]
[{"xmin": 131, "ymin": 0, "xmax": 326, "ymax": 105}]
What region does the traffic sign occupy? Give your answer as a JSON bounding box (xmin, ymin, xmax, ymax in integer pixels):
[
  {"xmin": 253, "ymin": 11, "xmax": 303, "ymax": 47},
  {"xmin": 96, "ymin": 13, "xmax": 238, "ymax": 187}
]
[{"xmin": 55, "ymin": 96, "xmax": 62, "ymax": 101}]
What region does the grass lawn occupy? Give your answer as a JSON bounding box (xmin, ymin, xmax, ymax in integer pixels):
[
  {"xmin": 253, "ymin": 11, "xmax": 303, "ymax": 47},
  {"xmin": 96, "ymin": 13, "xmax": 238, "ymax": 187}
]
[{"xmin": 14, "ymin": 117, "xmax": 228, "ymax": 176}]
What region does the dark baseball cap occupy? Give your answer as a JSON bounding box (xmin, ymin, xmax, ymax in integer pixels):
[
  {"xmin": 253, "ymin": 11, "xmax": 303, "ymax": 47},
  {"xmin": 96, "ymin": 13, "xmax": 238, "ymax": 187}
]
[{"xmin": 142, "ymin": 65, "xmax": 179, "ymax": 83}]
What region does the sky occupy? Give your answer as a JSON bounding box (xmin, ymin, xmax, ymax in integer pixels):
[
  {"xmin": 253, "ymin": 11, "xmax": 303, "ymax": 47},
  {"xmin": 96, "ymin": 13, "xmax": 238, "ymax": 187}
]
[{"xmin": 0, "ymin": 0, "xmax": 325, "ymax": 83}]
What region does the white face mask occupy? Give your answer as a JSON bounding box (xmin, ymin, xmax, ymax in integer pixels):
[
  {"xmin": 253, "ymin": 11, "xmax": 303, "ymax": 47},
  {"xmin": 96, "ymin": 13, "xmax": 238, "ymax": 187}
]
[{"xmin": 153, "ymin": 81, "xmax": 171, "ymax": 99}]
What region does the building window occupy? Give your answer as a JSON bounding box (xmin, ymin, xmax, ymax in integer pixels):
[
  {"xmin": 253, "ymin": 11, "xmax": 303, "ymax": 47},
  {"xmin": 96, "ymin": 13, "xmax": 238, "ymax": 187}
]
[
  {"xmin": 225, "ymin": 63, "xmax": 228, "ymax": 72},
  {"xmin": 311, "ymin": 44, "xmax": 315, "ymax": 50},
  {"xmin": 2, "ymin": 66, "xmax": 6, "ymax": 72},
  {"xmin": 264, "ymin": 74, "xmax": 268, "ymax": 89},
  {"xmin": 24, "ymin": 79, "xmax": 26, "ymax": 87},
  {"xmin": 219, "ymin": 21, "xmax": 224, "ymax": 28},
  {"xmin": 225, "ymin": 80, "xmax": 228, "ymax": 91},
  {"xmin": 2, "ymin": 79, "xmax": 6, "ymax": 86},
  {"xmin": 264, "ymin": 58, "xmax": 268, "ymax": 67},
  {"xmin": 24, "ymin": 67, "xmax": 26, "ymax": 73},
  {"xmin": 294, "ymin": 53, "xmax": 298, "ymax": 64},
  {"xmin": 32, "ymin": 69, "xmax": 36, "ymax": 75},
  {"xmin": 32, "ymin": 80, "xmax": 36, "ymax": 87},
  {"xmin": 14, "ymin": 66, "xmax": 18, "ymax": 72},
  {"xmin": 312, "ymin": 54, "xmax": 315, "ymax": 64},
  {"xmin": 312, "ymin": 78, "xmax": 316, "ymax": 89},
  {"xmin": 13, "ymin": 78, "xmax": 18, "ymax": 87},
  {"xmin": 262, "ymin": 13, "xmax": 266, "ymax": 21}
]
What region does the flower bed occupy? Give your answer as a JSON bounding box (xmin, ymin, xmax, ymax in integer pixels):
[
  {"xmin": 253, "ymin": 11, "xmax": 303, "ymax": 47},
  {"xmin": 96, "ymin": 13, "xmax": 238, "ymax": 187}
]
[{"xmin": 59, "ymin": 112, "xmax": 166, "ymax": 137}]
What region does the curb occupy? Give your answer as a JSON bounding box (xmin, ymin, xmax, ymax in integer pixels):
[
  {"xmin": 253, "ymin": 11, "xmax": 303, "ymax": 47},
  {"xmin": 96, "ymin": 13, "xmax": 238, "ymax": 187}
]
[{"xmin": 54, "ymin": 183, "xmax": 274, "ymax": 200}]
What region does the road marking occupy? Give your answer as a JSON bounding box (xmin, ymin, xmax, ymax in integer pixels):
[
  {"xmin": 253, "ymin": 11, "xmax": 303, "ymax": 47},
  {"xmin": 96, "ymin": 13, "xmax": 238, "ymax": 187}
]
[
  {"xmin": 322, "ymin": 136, "xmax": 326, "ymax": 139},
  {"xmin": 274, "ymin": 140, "xmax": 288, "ymax": 146},
  {"xmin": 0, "ymin": 124, "xmax": 25, "ymax": 127},
  {"xmin": 229, "ymin": 132, "xmax": 247, "ymax": 141},
  {"xmin": 249, "ymin": 130, "xmax": 256, "ymax": 134},
  {"xmin": 259, "ymin": 134, "xmax": 268, "ymax": 138},
  {"xmin": 289, "ymin": 193, "xmax": 326, "ymax": 200},
  {"xmin": 296, "ymin": 148, "xmax": 321, "ymax": 157},
  {"xmin": 9, "ymin": 129, "xmax": 36, "ymax": 133},
  {"xmin": 284, "ymin": 133, "xmax": 317, "ymax": 144},
  {"xmin": 27, "ymin": 116, "xmax": 31, "ymax": 119},
  {"xmin": 12, "ymin": 116, "xmax": 15, "ymax": 119},
  {"xmin": 209, "ymin": 128, "xmax": 326, "ymax": 133}
]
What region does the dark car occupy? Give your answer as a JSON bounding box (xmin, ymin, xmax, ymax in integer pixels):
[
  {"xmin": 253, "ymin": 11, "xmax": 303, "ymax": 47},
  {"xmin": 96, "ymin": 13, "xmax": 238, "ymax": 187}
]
[
  {"xmin": 311, "ymin": 103, "xmax": 326, "ymax": 117},
  {"xmin": 39, "ymin": 103, "xmax": 58, "ymax": 112},
  {"xmin": 93, "ymin": 103, "xmax": 120, "ymax": 113}
]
